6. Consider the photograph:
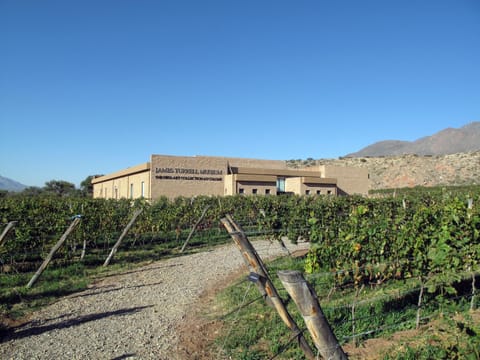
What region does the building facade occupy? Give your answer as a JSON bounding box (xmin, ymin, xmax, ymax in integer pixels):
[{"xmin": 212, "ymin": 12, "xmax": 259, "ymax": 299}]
[{"xmin": 92, "ymin": 154, "xmax": 369, "ymax": 200}]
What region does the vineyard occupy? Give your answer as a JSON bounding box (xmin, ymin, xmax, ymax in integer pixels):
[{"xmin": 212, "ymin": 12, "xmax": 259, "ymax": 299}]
[{"xmin": 1, "ymin": 186, "xmax": 480, "ymax": 358}]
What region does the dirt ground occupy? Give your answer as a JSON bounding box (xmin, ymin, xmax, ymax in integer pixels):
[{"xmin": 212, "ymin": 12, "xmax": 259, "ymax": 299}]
[{"xmin": 175, "ymin": 267, "xmax": 247, "ymax": 360}]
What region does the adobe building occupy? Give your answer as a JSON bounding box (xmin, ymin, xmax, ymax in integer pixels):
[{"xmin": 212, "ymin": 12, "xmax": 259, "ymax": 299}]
[{"xmin": 91, "ymin": 154, "xmax": 369, "ymax": 201}]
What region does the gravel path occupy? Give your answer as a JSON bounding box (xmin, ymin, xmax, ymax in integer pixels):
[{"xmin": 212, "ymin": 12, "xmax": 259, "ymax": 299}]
[{"xmin": 0, "ymin": 240, "xmax": 309, "ymax": 360}]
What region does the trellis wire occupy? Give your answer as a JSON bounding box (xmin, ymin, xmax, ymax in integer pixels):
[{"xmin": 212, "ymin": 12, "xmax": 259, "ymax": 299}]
[
  {"xmin": 268, "ymin": 327, "xmax": 307, "ymax": 360},
  {"xmin": 216, "ymin": 254, "xmax": 480, "ymax": 355},
  {"xmin": 341, "ymin": 292, "xmax": 480, "ymax": 343},
  {"xmin": 217, "ymin": 281, "xmax": 254, "ymax": 358}
]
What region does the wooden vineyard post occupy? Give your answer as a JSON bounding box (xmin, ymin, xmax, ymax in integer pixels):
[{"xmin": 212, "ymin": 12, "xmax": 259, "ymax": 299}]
[
  {"xmin": 103, "ymin": 208, "xmax": 143, "ymax": 267},
  {"xmin": 221, "ymin": 215, "xmax": 316, "ymax": 360},
  {"xmin": 26, "ymin": 217, "xmax": 81, "ymax": 288},
  {"xmin": 80, "ymin": 238, "xmax": 87, "ymax": 260},
  {"xmin": 221, "ymin": 217, "xmax": 270, "ymax": 304},
  {"xmin": 180, "ymin": 204, "xmax": 211, "ymax": 253},
  {"xmin": 278, "ymin": 270, "xmax": 348, "ymax": 360},
  {"xmin": 0, "ymin": 221, "xmax": 17, "ymax": 247}
]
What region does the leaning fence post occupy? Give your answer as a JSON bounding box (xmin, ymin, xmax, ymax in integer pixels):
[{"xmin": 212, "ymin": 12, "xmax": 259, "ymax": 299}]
[
  {"xmin": 221, "ymin": 217, "xmax": 270, "ymax": 304},
  {"xmin": 103, "ymin": 208, "xmax": 143, "ymax": 266},
  {"xmin": 278, "ymin": 270, "xmax": 348, "ymax": 360},
  {"xmin": 26, "ymin": 217, "xmax": 82, "ymax": 288},
  {"xmin": 180, "ymin": 204, "xmax": 211, "ymax": 253},
  {"xmin": 221, "ymin": 215, "xmax": 316, "ymax": 360},
  {"xmin": 0, "ymin": 221, "xmax": 17, "ymax": 247}
]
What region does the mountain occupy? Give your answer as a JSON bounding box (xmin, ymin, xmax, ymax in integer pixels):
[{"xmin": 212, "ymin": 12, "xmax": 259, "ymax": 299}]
[
  {"xmin": 346, "ymin": 122, "xmax": 480, "ymax": 157},
  {"xmin": 0, "ymin": 176, "xmax": 28, "ymax": 192}
]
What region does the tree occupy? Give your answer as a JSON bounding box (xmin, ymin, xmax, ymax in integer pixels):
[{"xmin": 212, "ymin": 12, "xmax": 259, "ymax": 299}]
[
  {"xmin": 21, "ymin": 186, "xmax": 45, "ymax": 196},
  {"xmin": 80, "ymin": 175, "xmax": 102, "ymax": 197},
  {"xmin": 44, "ymin": 180, "xmax": 77, "ymax": 197}
]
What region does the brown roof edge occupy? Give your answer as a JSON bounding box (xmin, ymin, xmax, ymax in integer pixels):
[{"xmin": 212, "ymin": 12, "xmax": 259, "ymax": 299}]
[
  {"xmin": 233, "ymin": 167, "xmax": 323, "ymax": 177},
  {"xmin": 233, "ymin": 174, "xmax": 278, "ymax": 182},
  {"xmin": 91, "ymin": 162, "xmax": 150, "ymax": 184},
  {"xmin": 302, "ymin": 176, "xmax": 337, "ymax": 185}
]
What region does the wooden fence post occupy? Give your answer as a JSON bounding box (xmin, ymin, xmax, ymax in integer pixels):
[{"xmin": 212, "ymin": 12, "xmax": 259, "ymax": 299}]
[
  {"xmin": 80, "ymin": 238, "xmax": 87, "ymax": 260},
  {"xmin": 103, "ymin": 208, "xmax": 143, "ymax": 267},
  {"xmin": 221, "ymin": 217, "xmax": 270, "ymax": 304},
  {"xmin": 278, "ymin": 270, "xmax": 348, "ymax": 360},
  {"xmin": 221, "ymin": 215, "xmax": 316, "ymax": 360},
  {"xmin": 0, "ymin": 221, "xmax": 17, "ymax": 247},
  {"xmin": 26, "ymin": 217, "xmax": 81, "ymax": 288},
  {"xmin": 180, "ymin": 205, "xmax": 211, "ymax": 252}
]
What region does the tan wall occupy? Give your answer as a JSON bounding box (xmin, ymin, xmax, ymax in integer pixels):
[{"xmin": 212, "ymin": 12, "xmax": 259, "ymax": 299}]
[
  {"xmin": 319, "ymin": 165, "xmax": 370, "ymax": 195},
  {"xmin": 92, "ymin": 163, "xmax": 150, "ymax": 200},
  {"xmin": 150, "ymin": 155, "xmax": 227, "ymax": 199},
  {"xmin": 285, "ymin": 177, "xmax": 337, "ymax": 195},
  {"xmin": 93, "ymin": 169, "xmax": 150, "ymax": 200},
  {"xmin": 285, "ymin": 177, "xmax": 302, "ymax": 193},
  {"xmin": 236, "ymin": 181, "xmax": 277, "ymax": 195},
  {"xmin": 224, "ymin": 156, "xmax": 288, "ymax": 170},
  {"xmin": 127, "ymin": 171, "xmax": 151, "ymax": 199},
  {"xmin": 224, "ymin": 174, "xmax": 236, "ymax": 196}
]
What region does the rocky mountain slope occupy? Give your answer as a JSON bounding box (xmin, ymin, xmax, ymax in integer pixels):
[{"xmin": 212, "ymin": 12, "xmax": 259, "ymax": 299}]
[
  {"xmin": 347, "ymin": 122, "xmax": 480, "ymax": 157},
  {"xmin": 315, "ymin": 151, "xmax": 480, "ymax": 190}
]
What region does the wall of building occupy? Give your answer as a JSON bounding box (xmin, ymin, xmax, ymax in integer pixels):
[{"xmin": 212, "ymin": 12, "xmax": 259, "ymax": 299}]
[
  {"xmin": 92, "ymin": 163, "xmax": 150, "ymax": 200},
  {"xmin": 150, "ymin": 155, "xmax": 227, "ymax": 199},
  {"xmin": 224, "ymin": 156, "xmax": 288, "ymax": 170},
  {"xmin": 285, "ymin": 177, "xmax": 337, "ymax": 196},
  {"xmin": 236, "ymin": 180, "xmax": 277, "ymax": 195},
  {"xmin": 224, "ymin": 174, "xmax": 236, "ymax": 196},
  {"xmin": 128, "ymin": 171, "xmax": 151, "ymax": 199},
  {"xmin": 304, "ymin": 183, "xmax": 337, "ymax": 195},
  {"xmin": 319, "ymin": 165, "xmax": 369, "ymax": 195},
  {"xmin": 285, "ymin": 177, "xmax": 302, "ymax": 194}
]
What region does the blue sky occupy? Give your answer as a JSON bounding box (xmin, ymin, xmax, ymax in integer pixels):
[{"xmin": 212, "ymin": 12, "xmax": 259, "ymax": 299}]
[{"xmin": 1, "ymin": 1, "xmax": 479, "ymax": 188}]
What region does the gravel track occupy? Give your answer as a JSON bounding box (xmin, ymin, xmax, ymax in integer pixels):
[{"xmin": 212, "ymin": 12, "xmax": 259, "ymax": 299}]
[{"xmin": 0, "ymin": 240, "xmax": 309, "ymax": 360}]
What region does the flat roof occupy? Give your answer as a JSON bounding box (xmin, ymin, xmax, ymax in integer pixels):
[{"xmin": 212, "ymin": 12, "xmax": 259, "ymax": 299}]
[{"xmin": 91, "ymin": 162, "xmax": 150, "ymax": 184}]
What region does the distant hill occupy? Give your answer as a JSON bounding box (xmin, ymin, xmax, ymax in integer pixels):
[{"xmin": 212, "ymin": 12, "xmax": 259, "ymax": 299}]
[
  {"xmin": 0, "ymin": 176, "xmax": 28, "ymax": 192},
  {"xmin": 346, "ymin": 122, "xmax": 480, "ymax": 157},
  {"xmin": 314, "ymin": 151, "xmax": 480, "ymax": 190}
]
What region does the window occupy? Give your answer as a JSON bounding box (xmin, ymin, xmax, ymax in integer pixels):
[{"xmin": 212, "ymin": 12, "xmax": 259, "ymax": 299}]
[
  {"xmin": 327, "ymin": 190, "xmax": 332, "ymax": 194},
  {"xmin": 130, "ymin": 183, "xmax": 134, "ymax": 199},
  {"xmin": 276, "ymin": 177, "xmax": 285, "ymax": 192},
  {"xmin": 316, "ymin": 190, "xmax": 321, "ymax": 195},
  {"xmin": 141, "ymin": 181, "xmax": 145, "ymax": 197},
  {"xmin": 252, "ymin": 189, "xmax": 258, "ymax": 194},
  {"xmin": 305, "ymin": 189, "xmax": 310, "ymax": 195},
  {"xmin": 239, "ymin": 188, "xmax": 244, "ymax": 194},
  {"xmin": 114, "ymin": 187, "xmax": 118, "ymax": 199},
  {"xmin": 265, "ymin": 189, "xmax": 271, "ymax": 195}
]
